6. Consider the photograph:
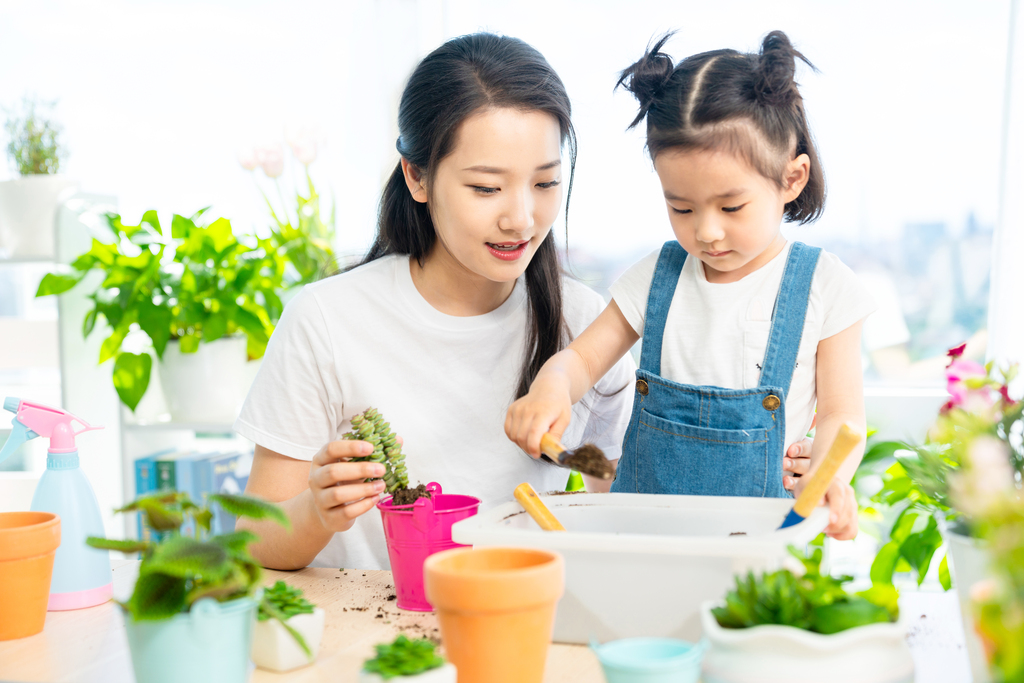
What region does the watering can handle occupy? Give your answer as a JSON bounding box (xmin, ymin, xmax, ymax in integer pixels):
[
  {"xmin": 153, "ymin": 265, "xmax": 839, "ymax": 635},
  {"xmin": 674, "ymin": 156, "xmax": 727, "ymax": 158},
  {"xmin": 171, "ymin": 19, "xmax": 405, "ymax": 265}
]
[{"xmin": 411, "ymin": 482, "xmax": 442, "ymax": 533}]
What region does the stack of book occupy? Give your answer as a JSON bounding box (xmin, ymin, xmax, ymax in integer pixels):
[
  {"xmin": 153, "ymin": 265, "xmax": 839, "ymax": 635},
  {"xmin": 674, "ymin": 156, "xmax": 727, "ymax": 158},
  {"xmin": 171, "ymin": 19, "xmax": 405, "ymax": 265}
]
[{"xmin": 133, "ymin": 448, "xmax": 254, "ymax": 540}]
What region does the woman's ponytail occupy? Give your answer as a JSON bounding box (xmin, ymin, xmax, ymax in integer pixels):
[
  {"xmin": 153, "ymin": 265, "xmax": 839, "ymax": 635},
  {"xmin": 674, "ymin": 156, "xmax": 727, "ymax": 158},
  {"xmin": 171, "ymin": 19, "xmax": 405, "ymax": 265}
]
[
  {"xmin": 617, "ymin": 32, "xmax": 677, "ymax": 130},
  {"xmin": 371, "ymin": 160, "xmax": 435, "ymax": 263}
]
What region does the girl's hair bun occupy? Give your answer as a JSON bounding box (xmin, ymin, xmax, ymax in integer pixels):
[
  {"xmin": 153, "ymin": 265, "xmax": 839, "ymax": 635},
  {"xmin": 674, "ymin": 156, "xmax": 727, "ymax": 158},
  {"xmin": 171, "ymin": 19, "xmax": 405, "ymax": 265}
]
[
  {"xmin": 617, "ymin": 32, "xmax": 676, "ymax": 129},
  {"xmin": 755, "ymin": 30, "xmax": 815, "ymax": 108}
]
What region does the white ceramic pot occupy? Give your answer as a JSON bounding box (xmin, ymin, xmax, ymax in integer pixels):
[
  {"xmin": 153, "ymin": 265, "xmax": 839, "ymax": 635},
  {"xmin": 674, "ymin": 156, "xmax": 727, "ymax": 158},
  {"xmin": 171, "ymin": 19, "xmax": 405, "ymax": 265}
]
[
  {"xmin": 946, "ymin": 530, "xmax": 994, "ymax": 683},
  {"xmin": 358, "ymin": 662, "xmax": 457, "ymax": 683},
  {"xmin": 158, "ymin": 336, "xmax": 252, "ymax": 424},
  {"xmin": 0, "ymin": 175, "xmax": 78, "ymax": 259},
  {"xmin": 699, "ymin": 601, "xmax": 914, "ymax": 683},
  {"xmin": 251, "ymin": 607, "xmax": 324, "ymax": 672}
]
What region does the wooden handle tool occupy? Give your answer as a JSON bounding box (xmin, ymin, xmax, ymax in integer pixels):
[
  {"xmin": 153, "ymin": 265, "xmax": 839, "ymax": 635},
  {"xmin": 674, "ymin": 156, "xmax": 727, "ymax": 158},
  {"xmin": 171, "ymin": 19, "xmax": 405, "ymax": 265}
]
[
  {"xmin": 514, "ymin": 482, "xmax": 566, "ymax": 531},
  {"xmin": 538, "ymin": 433, "xmax": 614, "ymax": 480},
  {"xmin": 779, "ymin": 423, "xmax": 863, "ymax": 529}
]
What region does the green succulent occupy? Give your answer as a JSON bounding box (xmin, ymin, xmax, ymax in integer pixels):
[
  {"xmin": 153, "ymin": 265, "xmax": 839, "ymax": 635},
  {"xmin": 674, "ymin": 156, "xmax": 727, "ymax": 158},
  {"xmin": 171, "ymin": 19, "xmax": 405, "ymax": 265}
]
[
  {"xmin": 363, "ymin": 634, "xmax": 444, "ymax": 679},
  {"xmin": 343, "ymin": 408, "xmax": 409, "ymax": 494},
  {"xmin": 712, "ymin": 541, "xmax": 898, "ymax": 635},
  {"xmin": 258, "ymin": 581, "xmax": 316, "ymax": 661}
]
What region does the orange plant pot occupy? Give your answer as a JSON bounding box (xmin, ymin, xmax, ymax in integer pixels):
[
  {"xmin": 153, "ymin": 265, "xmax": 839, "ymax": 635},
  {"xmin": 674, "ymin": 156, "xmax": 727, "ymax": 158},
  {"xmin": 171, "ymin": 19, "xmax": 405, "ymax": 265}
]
[
  {"xmin": 424, "ymin": 546, "xmax": 564, "ymax": 683},
  {"xmin": 0, "ymin": 512, "xmax": 61, "ymax": 640}
]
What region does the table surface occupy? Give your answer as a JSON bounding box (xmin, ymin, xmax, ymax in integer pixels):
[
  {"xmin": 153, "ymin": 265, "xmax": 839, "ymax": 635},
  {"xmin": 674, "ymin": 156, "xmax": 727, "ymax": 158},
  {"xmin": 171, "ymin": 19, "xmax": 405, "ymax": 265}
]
[{"xmin": 0, "ymin": 560, "xmax": 974, "ymax": 683}]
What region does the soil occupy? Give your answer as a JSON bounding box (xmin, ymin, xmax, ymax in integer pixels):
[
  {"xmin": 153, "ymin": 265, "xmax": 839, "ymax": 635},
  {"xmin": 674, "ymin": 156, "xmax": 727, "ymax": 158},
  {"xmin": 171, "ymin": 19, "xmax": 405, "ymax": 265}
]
[
  {"xmin": 562, "ymin": 444, "xmax": 615, "ymax": 480},
  {"xmin": 390, "ymin": 483, "xmax": 432, "ymax": 506}
]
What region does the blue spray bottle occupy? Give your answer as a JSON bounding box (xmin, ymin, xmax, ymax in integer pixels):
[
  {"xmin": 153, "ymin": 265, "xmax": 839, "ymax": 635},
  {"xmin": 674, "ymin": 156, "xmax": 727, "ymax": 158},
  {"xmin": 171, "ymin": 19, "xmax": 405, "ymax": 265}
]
[{"xmin": 0, "ymin": 397, "xmax": 112, "ymax": 610}]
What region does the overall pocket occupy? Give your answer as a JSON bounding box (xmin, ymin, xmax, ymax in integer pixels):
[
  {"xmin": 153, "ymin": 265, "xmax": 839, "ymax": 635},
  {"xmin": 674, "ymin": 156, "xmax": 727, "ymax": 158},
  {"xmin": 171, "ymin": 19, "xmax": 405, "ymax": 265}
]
[{"xmin": 635, "ymin": 409, "xmax": 774, "ymax": 497}]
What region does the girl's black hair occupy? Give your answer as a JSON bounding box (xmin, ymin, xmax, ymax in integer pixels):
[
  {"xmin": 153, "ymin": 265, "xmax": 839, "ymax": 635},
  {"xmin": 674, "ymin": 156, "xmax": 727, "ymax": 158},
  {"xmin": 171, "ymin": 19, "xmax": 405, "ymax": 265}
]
[
  {"xmin": 617, "ymin": 30, "xmax": 825, "ymax": 223},
  {"xmin": 360, "ymin": 33, "xmax": 577, "ymax": 400}
]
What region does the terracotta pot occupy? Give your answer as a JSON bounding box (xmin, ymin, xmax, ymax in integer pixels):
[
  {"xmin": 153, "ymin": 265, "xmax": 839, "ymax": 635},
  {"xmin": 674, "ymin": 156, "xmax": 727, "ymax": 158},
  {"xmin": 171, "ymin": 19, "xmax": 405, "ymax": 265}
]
[
  {"xmin": 424, "ymin": 546, "xmax": 564, "ymax": 683},
  {"xmin": 0, "ymin": 511, "xmax": 61, "ymax": 640}
]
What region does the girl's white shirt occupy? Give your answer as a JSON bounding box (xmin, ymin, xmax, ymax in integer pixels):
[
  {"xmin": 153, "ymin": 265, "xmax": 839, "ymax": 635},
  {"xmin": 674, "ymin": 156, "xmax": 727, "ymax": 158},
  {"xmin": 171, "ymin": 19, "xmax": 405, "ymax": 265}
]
[
  {"xmin": 609, "ymin": 241, "xmax": 876, "ymax": 452},
  {"xmin": 235, "ymin": 254, "xmax": 636, "ymax": 570}
]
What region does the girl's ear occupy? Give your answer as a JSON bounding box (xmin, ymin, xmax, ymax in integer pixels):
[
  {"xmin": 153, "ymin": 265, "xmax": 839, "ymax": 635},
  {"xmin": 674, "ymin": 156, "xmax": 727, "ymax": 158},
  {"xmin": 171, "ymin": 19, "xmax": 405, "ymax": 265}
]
[
  {"xmin": 782, "ymin": 153, "xmax": 811, "ymax": 202},
  {"xmin": 401, "ymin": 157, "xmax": 429, "ymax": 204}
]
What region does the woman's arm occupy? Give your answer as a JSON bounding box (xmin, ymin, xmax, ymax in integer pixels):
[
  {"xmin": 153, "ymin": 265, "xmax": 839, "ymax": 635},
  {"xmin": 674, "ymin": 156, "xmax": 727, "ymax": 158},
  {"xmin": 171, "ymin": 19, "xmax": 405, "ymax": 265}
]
[
  {"xmin": 238, "ymin": 441, "xmax": 387, "ymax": 570},
  {"xmin": 794, "ymin": 320, "xmax": 867, "ymax": 540},
  {"xmin": 506, "ymin": 300, "xmax": 639, "ymax": 458}
]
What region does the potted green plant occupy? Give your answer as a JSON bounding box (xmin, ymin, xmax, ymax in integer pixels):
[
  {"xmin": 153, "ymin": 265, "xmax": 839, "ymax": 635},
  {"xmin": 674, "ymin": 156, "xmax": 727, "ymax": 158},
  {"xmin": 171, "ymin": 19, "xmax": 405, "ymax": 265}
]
[
  {"xmin": 358, "ymin": 634, "xmax": 456, "ymax": 682},
  {"xmin": 34, "ymin": 209, "xmax": 285, "ymax": 421},
  {"xmin": 0, "ymin": 96, "xmax": 77, "ymax": 258},
  {"xmin": 700, "ymin": 540, "xmax": 912, "ymax": 683},
  {"xmin": 251, "ymin": 580, "xmax": 324, "ymax": 672},
  {"xmin": 86, "ymin": 490, "xmax": 289, "ymax": 683}
]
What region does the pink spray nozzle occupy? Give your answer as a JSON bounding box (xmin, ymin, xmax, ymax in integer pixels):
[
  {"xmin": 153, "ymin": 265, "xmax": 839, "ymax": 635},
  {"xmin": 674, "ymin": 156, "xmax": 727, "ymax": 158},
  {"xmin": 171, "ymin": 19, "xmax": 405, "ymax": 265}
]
[{"xmin": 3, "ymin": 397, "xmax": 103, "ymax": 452}]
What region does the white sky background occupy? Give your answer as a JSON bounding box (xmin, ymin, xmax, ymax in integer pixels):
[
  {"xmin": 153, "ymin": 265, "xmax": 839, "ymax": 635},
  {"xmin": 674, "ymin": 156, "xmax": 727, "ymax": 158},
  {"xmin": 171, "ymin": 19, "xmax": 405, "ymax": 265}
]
[{"xmin": 0, "ymin": 0, "xmax": 1010, "ymax": 259}]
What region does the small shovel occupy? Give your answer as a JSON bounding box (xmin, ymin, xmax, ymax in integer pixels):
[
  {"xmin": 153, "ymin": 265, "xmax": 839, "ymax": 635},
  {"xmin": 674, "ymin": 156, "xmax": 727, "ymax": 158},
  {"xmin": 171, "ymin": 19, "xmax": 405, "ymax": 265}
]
[
  {"xmin": 514, "ymin": 482, "xmax": 566, "ymax": 531},
  {"xmin": 539, "ymin": 433, "xmax": 615, "ymax": 480},
  {"xmin": 779, "ymin": 423, "xmax": 863, "ymax": 530}
]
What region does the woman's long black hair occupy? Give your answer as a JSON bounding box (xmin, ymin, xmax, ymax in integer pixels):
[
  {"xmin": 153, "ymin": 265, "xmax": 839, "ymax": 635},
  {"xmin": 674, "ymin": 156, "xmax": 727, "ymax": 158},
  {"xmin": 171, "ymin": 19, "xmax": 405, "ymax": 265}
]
[{"xmin": 359, "ymin": 33, "xmax": 577, "ymax": 400}]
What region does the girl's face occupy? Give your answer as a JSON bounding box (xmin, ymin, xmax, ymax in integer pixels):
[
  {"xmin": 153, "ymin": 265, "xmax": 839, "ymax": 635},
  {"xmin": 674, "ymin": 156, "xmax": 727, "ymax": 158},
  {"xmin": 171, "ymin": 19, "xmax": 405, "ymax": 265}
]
[
  {"xmin": 411, "ymin": 107, "xmax": 563, "ymax": 286},
  {"xmin": 654, "ymin": 147, "xmax": 808, "ymax": 284}
]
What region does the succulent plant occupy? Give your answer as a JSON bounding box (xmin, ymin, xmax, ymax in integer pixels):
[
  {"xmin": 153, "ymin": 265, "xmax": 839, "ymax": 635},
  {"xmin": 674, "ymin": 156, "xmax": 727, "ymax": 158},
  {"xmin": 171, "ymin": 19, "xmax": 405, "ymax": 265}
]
[{"xmin": 343, "ymin": 408, "xmax": 409, "ymax": 494}]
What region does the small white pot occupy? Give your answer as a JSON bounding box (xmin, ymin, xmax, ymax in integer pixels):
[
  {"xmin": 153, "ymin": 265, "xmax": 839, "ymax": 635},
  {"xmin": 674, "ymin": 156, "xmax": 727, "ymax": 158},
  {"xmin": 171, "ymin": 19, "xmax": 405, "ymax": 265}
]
[
  {"xmin": 251, "ymin": 607, "xmax": 324, "ymax": 672},
  {"xmin": 0, "ymin": 175, "xmax": 79, "ymax": 259},
  {"xmin": 358, "ymin": 662, "xmax": 457, "ymax": 683},
  {"xmin": 699, "ymin": 601, "xmax": 913, "ymax": 683},
  {"xmin": 158, "ymin": 336, "xmax": 252, "ymax": 424},
  {"xmin": 946, "ymin": 529, "xmax": 994, "ymax": 683}
]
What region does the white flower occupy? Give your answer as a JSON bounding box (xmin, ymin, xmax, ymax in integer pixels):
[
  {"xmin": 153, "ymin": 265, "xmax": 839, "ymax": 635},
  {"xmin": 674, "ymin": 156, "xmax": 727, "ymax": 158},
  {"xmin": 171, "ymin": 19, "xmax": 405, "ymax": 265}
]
[
  {"xmin": 237, "ymin": 147, "xmax": 258, "ymax": 171},
  {"xmin": 256, "ymin": 144, "xmax": 285, "ymax": 179},
  {"xmin": 286, "ymin": 125, "xmax": 320, "ymax": 166}
]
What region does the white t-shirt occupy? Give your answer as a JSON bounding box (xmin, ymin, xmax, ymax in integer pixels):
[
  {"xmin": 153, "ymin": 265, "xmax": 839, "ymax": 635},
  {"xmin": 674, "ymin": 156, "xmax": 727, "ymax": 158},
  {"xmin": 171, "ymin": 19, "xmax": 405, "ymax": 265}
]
[
  {"xmin": 609, "ymin": 241, "xmax": 875, "ymax": 451},
  {"xmin": 235, "ymin": 254, "xmax": 636, "ymax": 570}
]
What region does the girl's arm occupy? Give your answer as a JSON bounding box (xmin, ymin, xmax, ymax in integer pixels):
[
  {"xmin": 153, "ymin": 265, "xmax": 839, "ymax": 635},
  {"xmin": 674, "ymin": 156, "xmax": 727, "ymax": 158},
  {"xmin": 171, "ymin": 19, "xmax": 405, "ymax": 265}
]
[
  {"xmin": 795, "ymin": 320, "xmax": 866, "ymax": 540},
  {"xmin": 237, "ymin": 441, "xmax": 387, "ymax": 570},
  {"xmin": 506, "ymin": 300, "xmax": 639, "ymax": 458}
]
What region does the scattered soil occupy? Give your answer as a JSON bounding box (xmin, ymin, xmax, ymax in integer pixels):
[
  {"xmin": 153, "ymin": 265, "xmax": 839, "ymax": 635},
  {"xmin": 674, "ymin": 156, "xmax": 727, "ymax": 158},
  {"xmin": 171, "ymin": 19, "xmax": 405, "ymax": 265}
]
[
  {"xmin": 729, "ymin": 532, "xmax": 748, "ymax": 536},
  {"xmin": 562, "ymin": 444, "xmax": 615, "ymax": 480},
  {"xmin": 544, "ymin": 489, "xmax": 586, "ymax": 496},
  {"xmin": 391, "ymin": 484, "xmax": 433, "ymax": 506}
]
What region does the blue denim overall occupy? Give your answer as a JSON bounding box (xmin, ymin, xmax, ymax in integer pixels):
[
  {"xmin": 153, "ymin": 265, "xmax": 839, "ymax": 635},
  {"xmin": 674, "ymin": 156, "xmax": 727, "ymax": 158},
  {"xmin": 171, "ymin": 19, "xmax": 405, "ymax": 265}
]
[{"xmin": 611, "ymin": 241, "xmax": 821, "ymax": 497}]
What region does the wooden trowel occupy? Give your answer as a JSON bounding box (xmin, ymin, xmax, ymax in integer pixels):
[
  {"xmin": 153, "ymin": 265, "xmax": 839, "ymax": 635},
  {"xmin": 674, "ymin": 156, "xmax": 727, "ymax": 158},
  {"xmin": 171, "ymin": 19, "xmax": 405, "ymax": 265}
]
[{"xmin": 539, "ymin": 433, "xmax": 615, "ymax": 480}]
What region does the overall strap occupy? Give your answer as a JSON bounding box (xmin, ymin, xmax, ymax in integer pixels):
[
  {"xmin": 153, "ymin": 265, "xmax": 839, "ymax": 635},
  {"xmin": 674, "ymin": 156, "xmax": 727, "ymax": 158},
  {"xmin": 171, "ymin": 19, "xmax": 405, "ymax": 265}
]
[
  {"xmin": 638, "ymin": 241, "xmax": 688, "ymax": 376},
  {"xmin": 758, "ymin": 242, "xmax": 822, "ymax": 395}
]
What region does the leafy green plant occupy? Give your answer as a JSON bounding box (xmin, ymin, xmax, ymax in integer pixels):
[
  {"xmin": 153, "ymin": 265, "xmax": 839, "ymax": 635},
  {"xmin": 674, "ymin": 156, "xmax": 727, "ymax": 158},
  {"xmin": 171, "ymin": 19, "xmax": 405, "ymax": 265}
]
[
  {"xmin": 712, "ymin": 540, "xmax": 898, "ymax": 635},
  {"xmin": 35, "ymin": 209, "xmax": 286, "ymax": 410},
  {"xmin": 258, "ymin": 581, "xmax": 316, "ymax": 661},
  {"xmin": 86, "ymin": 490, "xmax": 288, "ymax": 620},
  {"xmin": 4, "ymin": 96, "xmax": 65, "ymax": 175},
  {"xmin": 362, "ymin": 634, "xmax": 445, "ymax": 679}
]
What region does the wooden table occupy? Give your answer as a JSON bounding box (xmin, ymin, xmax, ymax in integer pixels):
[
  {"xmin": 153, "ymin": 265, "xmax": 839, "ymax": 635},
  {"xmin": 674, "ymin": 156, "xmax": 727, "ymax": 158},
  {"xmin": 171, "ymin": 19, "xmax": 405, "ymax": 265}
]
[{"xmin": 0, "ymin": 560, "xmax": 974, "ymax": 683}]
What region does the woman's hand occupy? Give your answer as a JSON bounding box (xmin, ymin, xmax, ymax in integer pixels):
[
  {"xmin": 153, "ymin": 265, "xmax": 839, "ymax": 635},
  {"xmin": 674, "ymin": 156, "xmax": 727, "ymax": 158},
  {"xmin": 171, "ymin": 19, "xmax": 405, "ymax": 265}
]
[
  {"xmin": 505, "ymin": 376, "xmax": 573, "ymax": 458},
  {"xmin": 783, "ymin": 438, "xmax": 813, "ymax": 491},
  {"xmin": 793, "ymin": 474, "xmax": 859, "ymax": 540},
  {"xmin": 308, "ymin": 440, "xmax": 388, "ymax": 533}
]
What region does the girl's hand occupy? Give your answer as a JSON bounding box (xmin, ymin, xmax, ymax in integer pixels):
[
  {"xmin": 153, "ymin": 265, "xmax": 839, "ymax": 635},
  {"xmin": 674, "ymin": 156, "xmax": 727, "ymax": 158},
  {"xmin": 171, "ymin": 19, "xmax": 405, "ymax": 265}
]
[
  {"xmin": 307, "ymin": 440, "xmax": 388, "ymax": 533},
  {"xmin": 793, "ymin": 475, "xmax": 859, "ymax": 540},
  {"xmin": 783, "ymin": 438, "xmax": 813, "ymax": 491},
  {"xmin": 505, "ymin": 378, "xmax": 573, "ymax": 458}
]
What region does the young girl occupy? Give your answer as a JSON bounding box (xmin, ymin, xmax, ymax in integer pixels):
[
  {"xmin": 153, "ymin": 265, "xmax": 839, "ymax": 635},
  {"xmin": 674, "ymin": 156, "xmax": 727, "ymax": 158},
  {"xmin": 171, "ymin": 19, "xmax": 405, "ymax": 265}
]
[
  {"xmin": 506, "ymin": 31, "xmax": 874, "ymax": 540},
  {"xmin": 232, "ymin": 33, "xmax": 637, "ymax": 570}
]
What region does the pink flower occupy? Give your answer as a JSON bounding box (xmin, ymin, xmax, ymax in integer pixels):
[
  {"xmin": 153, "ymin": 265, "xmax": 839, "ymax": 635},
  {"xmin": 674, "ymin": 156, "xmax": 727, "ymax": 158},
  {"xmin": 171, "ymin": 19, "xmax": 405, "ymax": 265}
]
[
  {"xmin": 286, "ymin": 126, "xmax": 319, "ymax": 166},
  {"xmin": 255, "ymin": 144, "xmax": 285, "ymax": 179},
  {"xmin": 946, "ymin": 358, "xmax": 991, "ymax": 409},
  {"xmin": 947, "ymin": 343, "xmax": 967, "ymax": 360},
  {"xmin": 950, "ymin": 436, "xmax": 1015, "ymax": 516},
  {"xmin": 237, "ymin": 147, "xmax": 258, "ymax": 171}
]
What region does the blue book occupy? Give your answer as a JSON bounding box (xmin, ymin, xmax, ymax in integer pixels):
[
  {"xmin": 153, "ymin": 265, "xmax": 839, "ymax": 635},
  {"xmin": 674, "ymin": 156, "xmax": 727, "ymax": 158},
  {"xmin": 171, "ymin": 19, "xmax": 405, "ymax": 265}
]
[
  {"xmin": 133, "ymin": 448, "xmax": 176, "ymax": 541},
  {"xmin": 198, "ymin": 450, "xmax": 253, "ymax": 534},
  {"xmin": 155, "ymin": 450, "xmax": 214, "ymax": 537}
]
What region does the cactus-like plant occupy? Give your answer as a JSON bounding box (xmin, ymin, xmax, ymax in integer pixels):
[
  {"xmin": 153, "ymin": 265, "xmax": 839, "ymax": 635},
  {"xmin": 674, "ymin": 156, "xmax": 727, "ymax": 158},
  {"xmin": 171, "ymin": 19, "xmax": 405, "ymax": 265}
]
[{"xmin": 343, "ymin": 408, "xmax": 409, "ymax": 494}]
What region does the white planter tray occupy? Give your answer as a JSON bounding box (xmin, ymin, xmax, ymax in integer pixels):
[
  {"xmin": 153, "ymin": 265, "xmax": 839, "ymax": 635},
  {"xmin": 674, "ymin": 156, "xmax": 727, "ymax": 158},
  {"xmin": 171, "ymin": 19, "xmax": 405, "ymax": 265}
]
[
  {"xmin": 700, "ymin": 600, "xmax": 914, "ymax": 683},
  {"xmin": 452, "ymin": 492, "xmax": 828, "ymax": 644}
]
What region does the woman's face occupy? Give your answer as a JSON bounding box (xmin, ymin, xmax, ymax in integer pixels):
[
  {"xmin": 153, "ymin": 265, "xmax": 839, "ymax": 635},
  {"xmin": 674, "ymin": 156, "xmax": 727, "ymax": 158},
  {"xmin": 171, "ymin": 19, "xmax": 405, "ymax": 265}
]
[{"xmin": 416, "ymin": 107, "xmax": 563, "ymax": 285}]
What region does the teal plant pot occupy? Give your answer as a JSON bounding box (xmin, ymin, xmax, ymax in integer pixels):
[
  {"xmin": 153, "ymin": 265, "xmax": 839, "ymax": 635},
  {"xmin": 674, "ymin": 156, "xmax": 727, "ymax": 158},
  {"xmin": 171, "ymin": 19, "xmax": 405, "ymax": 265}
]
[
  {"xmin": 591, "ymin": 637, "xmax": 705, "ymax": 683},
  {"xmin": 124, "ymin": 596, "xmax": 257, "ymax": 683}
]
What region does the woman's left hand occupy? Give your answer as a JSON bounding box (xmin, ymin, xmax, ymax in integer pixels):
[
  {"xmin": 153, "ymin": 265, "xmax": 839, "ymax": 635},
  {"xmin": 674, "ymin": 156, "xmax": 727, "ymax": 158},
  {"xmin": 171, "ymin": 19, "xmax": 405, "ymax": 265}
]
[
  {"xmin": 792, "ymin": 474, "xmax": 859, "ymax": 540},
  {"xmin": 783, "ymin": 437, "xmax": 813, "ymax": 491}
]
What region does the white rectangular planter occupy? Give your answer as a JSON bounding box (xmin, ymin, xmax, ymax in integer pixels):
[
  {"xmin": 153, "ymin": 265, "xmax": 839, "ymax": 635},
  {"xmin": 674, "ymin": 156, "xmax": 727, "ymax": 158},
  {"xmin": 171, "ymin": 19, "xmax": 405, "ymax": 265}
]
[
  {"xmin": 251, "ymin": 607, "xmax": 324, "ymax": 672},
  {"xmin": 452, "ymin": 492, "xmax": 828, "ymax": 644}
]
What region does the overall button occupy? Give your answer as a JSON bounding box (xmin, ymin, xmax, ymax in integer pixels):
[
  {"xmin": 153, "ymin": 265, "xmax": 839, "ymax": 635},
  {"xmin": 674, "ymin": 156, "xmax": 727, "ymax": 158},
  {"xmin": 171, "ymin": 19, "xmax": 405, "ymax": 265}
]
[
  {"xmin": 762, "ymin": 394, "xmax": 781, "ymax": 411},
  {"xmin": 636, "ymin": 379, "xmax": 649, "ymax": 396}
]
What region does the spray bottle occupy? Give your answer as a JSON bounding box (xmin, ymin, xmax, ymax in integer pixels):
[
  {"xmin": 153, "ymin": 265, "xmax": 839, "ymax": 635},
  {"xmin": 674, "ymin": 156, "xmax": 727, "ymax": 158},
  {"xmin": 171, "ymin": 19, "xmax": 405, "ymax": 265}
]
[{"xmin": 0, "ymin": 397, "xmax": 112, "ymax": 610}]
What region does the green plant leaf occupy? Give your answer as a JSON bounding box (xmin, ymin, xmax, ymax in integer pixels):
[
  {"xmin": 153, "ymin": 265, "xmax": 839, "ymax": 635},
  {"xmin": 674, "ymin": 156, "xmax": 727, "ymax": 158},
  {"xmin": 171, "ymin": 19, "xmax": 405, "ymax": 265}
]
[
  {"xmin": 870, "ymin": 541, "xmax": 901, "ymax": 587},
  {"xmin": 113, "ymin": 352, "xmax": 152, "ymax": 412},
  {"xmin": 86, "ymin": 537, "xmax": 153, "ymax": 554},
  {"xmin": 171, "ymin": 213, "xmax": 195, "ymax": 239},
  {"xmin": 145, "ymin": 536, "xmax": 232, "ymax": 580},
  {"xmin": 938, "ymin": 553, "xmax": 952, "ymax": 591},
  {"xmin": 35, "ymin": 272, "xmax": 82, "ymax": 296},
  {"xmin": 178, "ymin": 333, "xmax": 199, "ymax": 354},
  {"xmin": 137, "ymin": 301, "xmax": 173, "ymax": 359},
  {"xmin": 131, "ymin": 493, "xmax": 186, "ymax": 531},
  {"xmin": 363, "ymin": 634, "xmax": 445, "ymax": 678},
  {"xmin": 899, "ymin": 516, "xmax": 943, "ymax": 585},
  {"xmin": 208, "ymin": 493, "xmax": 289, "ymax": 529},
  {"xmin": 203, "ymin": 312, "xmax": 228, "ymax": 343},
  {"xmin": 814, "ymin": 598, "xmax": 891, "ymax": 635},
  {"xmin": 82, "ymin": 307, "xmax": 98, "ymax": 337},
  {"xmin": 211, "ymin": 530, "xmax": 260, "ymax": 557},
  {"xmin": 127, "ymin": 572, "xmax": 187, "ymax": 620}
]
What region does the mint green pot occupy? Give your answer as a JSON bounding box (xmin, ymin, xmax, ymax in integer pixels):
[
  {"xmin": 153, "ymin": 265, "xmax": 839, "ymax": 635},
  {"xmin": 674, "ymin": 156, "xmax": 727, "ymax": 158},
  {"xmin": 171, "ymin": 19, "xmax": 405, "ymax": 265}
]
[{"xmin": 124, "ymin": 596, "xmax": 257, "ymax": 683}]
